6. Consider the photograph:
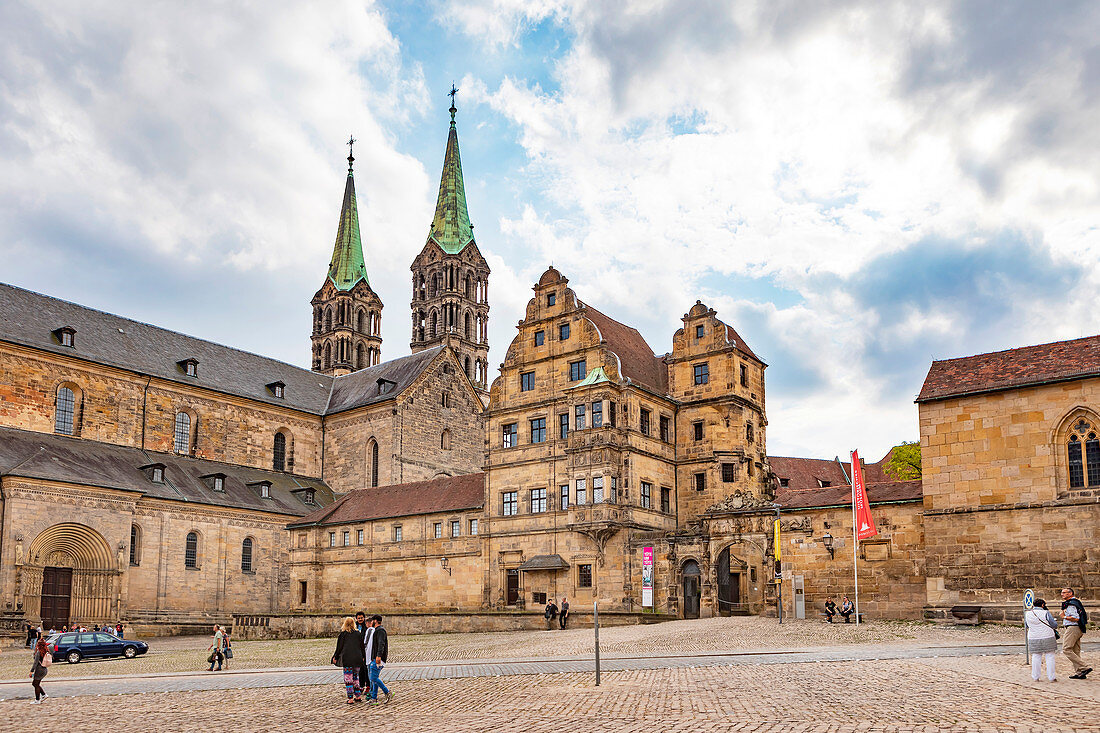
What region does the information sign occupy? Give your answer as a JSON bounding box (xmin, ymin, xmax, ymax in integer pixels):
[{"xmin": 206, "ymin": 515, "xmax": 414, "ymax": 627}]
[{"xmin": 641, "ymin": 546, "xmax": 654, "ymax": 607}]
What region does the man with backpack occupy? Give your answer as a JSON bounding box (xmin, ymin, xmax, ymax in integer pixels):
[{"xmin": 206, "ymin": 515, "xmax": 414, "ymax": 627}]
[{"xmin": 1060, "ymin": 587, "xmax": 1091, "ymax": 679}]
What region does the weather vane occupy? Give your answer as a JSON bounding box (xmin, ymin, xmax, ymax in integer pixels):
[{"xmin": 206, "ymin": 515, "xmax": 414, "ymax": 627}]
[{"xmin": 346, "ymin": 135, "xmax": 356, "ymax": 171}]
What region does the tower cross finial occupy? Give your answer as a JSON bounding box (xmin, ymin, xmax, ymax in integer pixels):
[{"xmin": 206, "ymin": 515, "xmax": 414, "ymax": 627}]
[
  {"xmin": 346, "ymin": 134, "xmax": 356, "ymax": 171},
  {"xmin": 448, "ymin": 83, "xmax": 458, "ymax": 122}
]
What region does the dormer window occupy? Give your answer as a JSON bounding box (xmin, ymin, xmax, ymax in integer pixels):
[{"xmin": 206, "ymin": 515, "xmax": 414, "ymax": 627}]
[
  {"xmin": 201, "ymin": 473, "xmax": 227, "ymax": 492},
  {"xmin": 141, "ymin": 463, "xmax": 167, "ymax": 484},
  {"xmin": 817, "ymin": 479, "xmax": 831, "ymax": 488},
  {"xmin": 377, "ymin": 378, "xmax": 396, "ymax": 395},
  {"xmin": 249, "ymin": 481, "xmax": 272, "ymax": 499},
  {"xmin": 267, "ymin": 381, "xmax": 286, "ymax": 399},
  {"xmin": 53, "ymin": 327, "xmax": 76, "ymax": 348},
  {"xmin": 292, "ymin": 487, "xmax": 316, "ymax": 506},
  {"xmin": 178, "ymin": 359, "xmax": 199, "ymax": 377}
]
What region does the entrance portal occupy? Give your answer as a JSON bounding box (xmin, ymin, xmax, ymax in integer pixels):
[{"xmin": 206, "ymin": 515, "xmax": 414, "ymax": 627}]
[
  {"xmin": 506, "ymin": 569, "xmax": 520, "ymax": 606},
  {"xmin": 682, "ymin": 560, "xmax": 701, "ymax": 619},
  {"xmin": 717, "ymin": 547, "xmax": 742, "ymax": 616},
  {"xmin": 40, "ymin": 567, "xmax": 73, "ymax": 630}
]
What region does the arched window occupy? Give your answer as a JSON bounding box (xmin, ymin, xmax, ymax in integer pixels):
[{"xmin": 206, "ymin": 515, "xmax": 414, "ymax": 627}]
[
  {"xmin": 465, "ymin": 356, "xmax": 471, "ymax": 379},
  {"xmin": 357, "ymin": 343, "xmax": 366, "ymax": 369},
  {"xmin": 465, "ymin": 274, "xmax": 474, "ymax": 299},
  {"xmin": 241, "ymin": 537, "xmax": 254, "ymax": 573},
  {"xmin": 357, "ymin": 309, "xmax": 366, "ymax": 332},
  {"xmin": 273, "ymin": 432, "xmax": 287, "ymax": 472},
  {"xmin": 431, "ymin": 273, "xmax": 441, "ymax": 297},
  {"xmin": 185, "ymin": 531, "xmax": 199, "ymax": 569},
  {"xmin": 464, "ymin": 311, "xmax": 472, "ymax": 340},
  {"xmin": 323, "ymin": 342, "xmax": 332, "ymax": 369},
  {"xmin": 441, "ymin": 429, "xmax": 451, "ymax": 450},
  {"xmin": 174, "ymin": 412, "xmax": 191, "ymax": 453},
  {"xmin": 324, "ymin": 308, "xmax": 332, "ymax": 332},
  {"xmin": 55, "ymin": 385, "xmax": 77, "ymax": 436},
  {"xmin": 1067, "ymin": 420, "xmax": 1100, "ymax": 488},
  {"xmin": 370, "ymin": 439, "xmax": 379, "ymax": 487},
  {"xmin": 129, "ymin": 524, "xmax": 142, "ymax": 566},
  {"xmin": 430, "ymin": 311, "xmax": 438, "ymax": 338}
]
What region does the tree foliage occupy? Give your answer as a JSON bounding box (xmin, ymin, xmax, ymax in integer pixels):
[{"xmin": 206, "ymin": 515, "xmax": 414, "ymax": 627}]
[{"xmin": 884, "ymin": 441, "xmax": 921, "ymax": 479}]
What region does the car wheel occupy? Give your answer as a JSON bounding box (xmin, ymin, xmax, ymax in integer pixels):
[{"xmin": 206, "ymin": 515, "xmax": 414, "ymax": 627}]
[
  {"xmin": 123, "ymin": 646, "xmax": 137, "ymax": 658},
  {"xmin": 67, "ymin": 650, "xmax": 82, "ymax": 664}
]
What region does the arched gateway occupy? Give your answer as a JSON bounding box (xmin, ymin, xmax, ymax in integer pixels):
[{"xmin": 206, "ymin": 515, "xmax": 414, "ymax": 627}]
[{"xmin": 23, "ymin": 523, "xmax": 119, "ymax": 629}]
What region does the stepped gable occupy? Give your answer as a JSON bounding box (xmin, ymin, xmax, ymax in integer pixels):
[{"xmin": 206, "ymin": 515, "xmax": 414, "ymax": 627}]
[
  {"xmin": 917, "ymin": 334, "xmax": 1100, "ymax": 403},
  {"xmin": 325, "ymin": 346, "xmax": 445, "ymax": 414},
  {"xmin": 581, "ymin": 303, "xmax": 668, "ymax": 394},
  {"xmin": 288, "ymin": 472, "xmax": 485, "ymax": 527},
  {"xmin": 0, "ymin": 426, "xmax": 333, "ymax": 516},
  {"xmin": 0, "ymin": 281, "xmax": 333, "ymax": 414},
  {"xmin": 776, "ymin": 479, "xmax": 922, "ymax": 509}
]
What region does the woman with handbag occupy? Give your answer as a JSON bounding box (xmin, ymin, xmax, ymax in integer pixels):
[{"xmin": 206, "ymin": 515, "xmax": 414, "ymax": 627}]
[
  {"xmin": 30, "ymin": 638, "xmax": 51, "ymax": 703},
  {"xmin": 331, "ymin": 617, "xmax": 365, "ymax": 704},
  {"xmin": 222, "ymin": 629, "xmax": 232, "ymax": 669},
  {"xmin": 1025, "ymin": 598, "xmax": 1060, "ymax": 682}
]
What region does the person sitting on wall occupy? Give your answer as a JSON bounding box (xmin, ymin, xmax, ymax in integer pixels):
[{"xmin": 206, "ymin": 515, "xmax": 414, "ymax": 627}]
[
  {"xmin": 839, "ymin": 596, "xmax": 855, "ymax": 623},
  {"xmin": 824, "ymin": 598, "xmax": 838, "ymax": 623}
]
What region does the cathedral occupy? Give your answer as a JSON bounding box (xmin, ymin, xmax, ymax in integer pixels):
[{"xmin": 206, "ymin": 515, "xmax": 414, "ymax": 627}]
[{"xmin": 1, "ymin": 97, "xmax": 1096, "ymax": 637}]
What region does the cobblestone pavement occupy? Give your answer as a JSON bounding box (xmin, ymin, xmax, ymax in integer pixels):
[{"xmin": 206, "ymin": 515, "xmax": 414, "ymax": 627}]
[
  {"xmin": 0, "ymin": 617, "xmax": 1023, "ymax": 680},
  {"xmin": 1, "ymin": 654, "xmax": 1098, "ymax": 733}
]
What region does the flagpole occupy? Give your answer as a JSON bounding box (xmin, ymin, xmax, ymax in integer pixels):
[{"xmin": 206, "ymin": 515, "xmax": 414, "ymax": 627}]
[{"xmin": 852, "ymin": 473, "xmax": 860, "ymax": 627}]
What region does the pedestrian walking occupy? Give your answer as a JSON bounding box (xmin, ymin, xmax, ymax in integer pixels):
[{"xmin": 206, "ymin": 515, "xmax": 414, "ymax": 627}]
[
  {"xmin": 366, "ymin": 614, "xmax": 391, "ymax": 704},
  {"xmin": 544, "ymin": 598, "xmax": 559, "ymax": 630},
  {"xmin": 824, "ymin": 598, "xmax": 838, "ymax": 623},
  {"xmin": 207, "ymin": 625, "xmax": 225, "ymax": 671},
  {"xmin": 115, "ymin": 622, "xmax": 124, "ymax": 639},
  {"xmin": 559, "ymin": 597, "xmax": 569, "ymax": 629},
  {"xmin": 839, "ymin": 596, "xmax": 855, "ymax": 623},
  {"xmin": 1060, "ymin": 587, "xmax": 1092, "ymax": 679},
  {"xmin": 29, "ymin": 638, "xmax": 52, "ymax": 703},
  {"xmin": 1025, "ymin": 598, "xmax": 1059, "ymax": 682},
  {"xmin": 355, "ymin": 610, "xmax": 373, "ymax": 696},
  {"xmin": 331, "ymin": 617, "xmax": 365, "ymax": 704},
  {"xmin": 221, "ymin": 628, "xmax": 233, "ymax": 669}
]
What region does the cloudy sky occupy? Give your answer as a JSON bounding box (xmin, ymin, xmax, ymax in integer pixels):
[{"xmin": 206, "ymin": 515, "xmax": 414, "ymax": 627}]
[{"xmin": 2, "ymin": 1, "xmax": 1098, "ymax": 459}]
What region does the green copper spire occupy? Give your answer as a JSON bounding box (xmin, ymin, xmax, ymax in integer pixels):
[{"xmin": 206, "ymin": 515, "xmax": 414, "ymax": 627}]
[
  {"xmin": 427, "ymin": 86, "xmax": 475, "ymax": 254},
  {"xmin": 327, "ymin": 136, "xmax": 369, "ymax": 290}
]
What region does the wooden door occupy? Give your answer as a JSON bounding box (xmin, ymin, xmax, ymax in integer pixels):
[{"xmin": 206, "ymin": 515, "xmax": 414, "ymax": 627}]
[
  {"xmin": 683, "ymin": 576, "xmax": 700, "ymax": 619},
  {"xmin": 506, "ymin": 569, "xmax": 520, "ymax": 606},
  {"xmin": 717, "ymin": 548, "xmax": 742, "ymax": 615},
  {"xmin": 40, "ymin": 567, "xmax": 72, "ymax": 630}
]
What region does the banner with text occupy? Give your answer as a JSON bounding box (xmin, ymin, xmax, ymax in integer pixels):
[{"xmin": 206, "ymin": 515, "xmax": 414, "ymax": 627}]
[
  {"xmin": 851, "ymin": 449, "xmax": 878, "ymax": 540},
  {"xmin": 642, "ymin": 546, "xmax": 654, "ymax": 607}
]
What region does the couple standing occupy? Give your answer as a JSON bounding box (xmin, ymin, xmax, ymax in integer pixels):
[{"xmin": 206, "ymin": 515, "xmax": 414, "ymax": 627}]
[
  {"xmin": 333, "ymin": 613, "xmax": 390, "ymax": 704},
  {"xmin": 1024, "ymin": 587, "xmax": 1091, "ymax": 683}
]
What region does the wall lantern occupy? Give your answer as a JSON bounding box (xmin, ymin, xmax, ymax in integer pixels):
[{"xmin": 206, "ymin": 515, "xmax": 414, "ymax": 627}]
[
  {"xmin": 822, "ymin": 532, "xmax": 834, "ymax": 559},
  {"xmin": 440, "ymin": 557, "xmax": 452, "ymax": 576}
]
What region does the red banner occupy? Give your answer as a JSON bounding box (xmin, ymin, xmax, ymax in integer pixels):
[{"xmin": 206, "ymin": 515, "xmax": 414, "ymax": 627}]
[{"xmin": 851, "ymin": 450, "xmax": 878, "ymax": 540}]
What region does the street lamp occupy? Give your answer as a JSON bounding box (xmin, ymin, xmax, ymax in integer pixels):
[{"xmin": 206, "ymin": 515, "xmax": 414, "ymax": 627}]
[{"xmin": 822, "ymin": 532, "xmax": 834, "ymax": 559}]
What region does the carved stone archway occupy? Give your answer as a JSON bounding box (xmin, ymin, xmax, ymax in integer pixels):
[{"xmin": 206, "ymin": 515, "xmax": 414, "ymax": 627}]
[{"xmin": 22, "ymin": 523, "xmax": 120, "ymax": 627}]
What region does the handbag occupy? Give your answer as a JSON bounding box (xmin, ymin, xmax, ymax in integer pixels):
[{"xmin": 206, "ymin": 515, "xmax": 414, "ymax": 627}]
[
  {"xmin": 225, "ymin": 647, "xmax": 234, "ymax": 659},
  {"xmin": 41, "ymin": 652, "xmax": 53, "ymax": 668}
]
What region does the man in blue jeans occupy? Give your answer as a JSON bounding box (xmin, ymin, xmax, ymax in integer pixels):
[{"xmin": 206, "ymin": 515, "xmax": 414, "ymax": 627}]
[{"xmin": 366, "ymin": 614, "xmax": 391, "ymax": 704}]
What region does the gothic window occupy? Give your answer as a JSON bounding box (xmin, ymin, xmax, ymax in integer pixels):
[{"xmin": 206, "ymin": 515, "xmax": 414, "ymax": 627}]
[
  {"xmin": 369, "ymin": 439, "xmax": 379, "ymax": 487},
  {"xmin": 357, "ymin": 309, "xmax": 366, "ymax": 333},
  {"xmin": 174, "ymin": 412, "xmax": 191, "ymax": 453},
  {"xmin": 54, "ymin": 385, "xmax": 77, "ymax": 436},
  {"xmin": 241, "ymin": 537, "xmax": 254, "ymax": 573},
  {"xmin": 432, "ymin": 273, "xmax": 441, "ymax": 297},
  {"xmin": 129, "ymin": 524, "xmax": 141, "ymax": 566},
  {"xmin": 465, "ymin": 274, "xmax": 474, "ymax": 299},
  {"xmin": 465, "ymin": 356, "xmax": 471, "ymax": 379},
  {"xmin": 1067, "ymin": 419, "xmax": 1100, "ymax": 488},
  {"xmin": 324, "ymin": 308, "xmax": 332, "ymax": 332},
  {"xmin": 323, "ymin": 342, "xmax": 332, "ymax": 369},
  {"xmin": 430, "ymin": 310, "xmax": 438, "ymax": 338},
  {"xmin": 273, "ymin": 432, "xmax": 287, "ymax": 472},
  {"xmin": 357, "ymin": 343, "xmax": 366, "ymax": 369},
  {"xmin": 417, "ymin": 310, "xmax": 425, "ymax": 341},
  {"xmin": 185, "ymin": 532, "xmax": 199, "ymax": 569},
  {"xmin": 465, "ymin": 311, "xmax": 472, "ymax": 340}
]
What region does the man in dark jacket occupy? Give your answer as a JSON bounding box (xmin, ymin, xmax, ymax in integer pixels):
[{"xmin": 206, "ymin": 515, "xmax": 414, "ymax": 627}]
[
  {"xmin": 367, "ymin": 615, "xmax": 391, "ymax": 704},
  {"xmin": 824, "ymin": 598, "xmax": 838, "ymax": 623},
  {"xmin": 1060, "ymin": 587, "xmax": 1092, "ymax": 679},
  {"xmin": 355, "ymin": 611, "xmax": 372, "ymax": 696}
]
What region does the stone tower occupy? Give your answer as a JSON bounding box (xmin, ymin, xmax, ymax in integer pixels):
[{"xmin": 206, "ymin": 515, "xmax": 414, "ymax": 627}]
[
  {"xmin": 410, "ymin": 92, "xmax": 490, "ymax": 392},
  {"xmin": 311, "ymin": 142, "xmax": 383, "ymax": 376}
]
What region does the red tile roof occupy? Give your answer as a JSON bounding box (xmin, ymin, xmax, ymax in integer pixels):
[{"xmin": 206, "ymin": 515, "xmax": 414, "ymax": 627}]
[
  {"xmin": 768, "ymin": 454, "xmax": 891, "ymax": 491},
  {"xmin": 777, "ymin": 479, "xmax": 922, "ymax": 509},
  {"xmin": 917, "ymin": 334, "xmax": 1100, "ymax": 403},
  {"xmin": 288, "ymin": 472, "xmax": 484, "ymax": 527},
  {"xmin": 725, "ymin": 324, "xmax": 761, "ymax": 363},
  {"xmin": 581, "ymin": 303, "xmax": 669, "ymax": 393}
]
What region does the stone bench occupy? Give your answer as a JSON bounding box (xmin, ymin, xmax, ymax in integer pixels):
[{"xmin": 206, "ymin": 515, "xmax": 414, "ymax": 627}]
[{"xmin": 950, "ymin": 605, "xmax": 983, "ymax": 625}]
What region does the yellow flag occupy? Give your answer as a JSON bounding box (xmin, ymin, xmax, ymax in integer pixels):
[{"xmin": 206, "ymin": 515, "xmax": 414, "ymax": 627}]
[{"xmin": 773, "ymin": 519, "xmax": 781, "ymax": 560}]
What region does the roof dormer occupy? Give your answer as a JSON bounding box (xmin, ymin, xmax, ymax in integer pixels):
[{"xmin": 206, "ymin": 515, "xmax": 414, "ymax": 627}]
[
  {"xmin": 177, "ymin": 358, "xmax": 199, "ymax": 378},
  {"xmin": 377, "ymin": 378, "xmax": 396, "ymax": 395},
  {"xmin": 140, "ymin": 463, "xmax": 167, "ymax": 484},
  {"xmin": 248, "ymin": 480, "xmax": 273, "ymax": 499},
  {"xmin": 201, "ymin": 472, "xmax": 227, "ymax": 492},
  {"xmin": 52, "ymin": 326, "xmax": 76, "ymax": 348},
  {"xmin": 267, "ymin": 381, "xmax": 286, "ymax": 399},
  {"xmin": 291, "ymin": 487, "xmax": 317, "ymax": 506}
]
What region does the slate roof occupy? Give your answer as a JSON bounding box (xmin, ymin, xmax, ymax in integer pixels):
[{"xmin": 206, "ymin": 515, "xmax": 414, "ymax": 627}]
[
  {"xmin": 776, "ymin": 479, "xmax": 922, "ymax": 509},
  {"xmin": 517, "ymin": 554, "xmax": 570, "ymax": 571},
  {"xmin": 769, "ymin": 454, "xmax": 891, "ymax": 491},
  {"xmin": 917, "ymin": 334, "xmax": 1100, "ymax": 403},
  {"xmin": 581, "ymin": 304, "xmax": 669, "ymax": 393},
  {"xmin": 0, "ymin": 426, "xmax": 334, "ymax": 516},
  {"xmin": 288, "ymin": 472, "xmax": 485, "ymax": 528},
  {"xmin": 325, "ymin": 346, "xmax": 445, "ymax": 414},
  {"xmin": 0, "ymin": 282, "xmax": 445, "ymax": 417}
]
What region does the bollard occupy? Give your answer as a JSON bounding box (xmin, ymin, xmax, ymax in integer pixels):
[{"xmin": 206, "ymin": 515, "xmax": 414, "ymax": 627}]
[{"xmin": 594, "ymin": 601, "xmax": 601, "ymax": 686}]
